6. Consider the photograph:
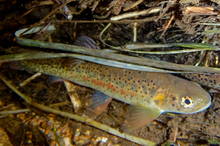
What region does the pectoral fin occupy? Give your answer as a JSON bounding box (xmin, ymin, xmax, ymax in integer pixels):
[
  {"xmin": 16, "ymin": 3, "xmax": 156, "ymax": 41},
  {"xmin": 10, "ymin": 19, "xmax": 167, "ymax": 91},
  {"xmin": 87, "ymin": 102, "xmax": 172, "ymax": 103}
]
[
  {"xmin": 88, "ymin": 91, "xmax": 112, "ymax": 115},
  {"xmin": 122, "ymin": 105, "xmax": 161, "ymax": 131}
]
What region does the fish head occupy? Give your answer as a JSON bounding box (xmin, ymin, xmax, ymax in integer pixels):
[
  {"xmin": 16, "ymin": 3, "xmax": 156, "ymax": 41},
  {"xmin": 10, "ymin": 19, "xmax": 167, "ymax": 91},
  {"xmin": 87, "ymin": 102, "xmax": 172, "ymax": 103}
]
[{"xmin": 153, "ymin": 77, "xmax": 211, "ymax": 114}]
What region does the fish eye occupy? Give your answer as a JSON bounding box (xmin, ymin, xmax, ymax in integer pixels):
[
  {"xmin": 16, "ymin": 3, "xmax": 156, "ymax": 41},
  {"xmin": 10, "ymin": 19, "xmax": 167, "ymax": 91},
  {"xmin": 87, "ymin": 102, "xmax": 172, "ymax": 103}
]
[{"xmin": 181, "ymin": 96, "xmax": 193, "ymax": 108}]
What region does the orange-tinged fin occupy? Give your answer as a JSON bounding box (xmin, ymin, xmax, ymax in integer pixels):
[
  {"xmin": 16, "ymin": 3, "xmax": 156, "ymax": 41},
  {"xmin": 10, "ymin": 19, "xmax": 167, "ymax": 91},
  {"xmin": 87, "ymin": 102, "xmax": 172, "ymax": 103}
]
[
  {"xmin": 122, "ymin": 105, "xmax": 161, "ymax": 132},
  {"xmin": 88, "ymin": 91, "xmax": 112, "ymax": 115}
]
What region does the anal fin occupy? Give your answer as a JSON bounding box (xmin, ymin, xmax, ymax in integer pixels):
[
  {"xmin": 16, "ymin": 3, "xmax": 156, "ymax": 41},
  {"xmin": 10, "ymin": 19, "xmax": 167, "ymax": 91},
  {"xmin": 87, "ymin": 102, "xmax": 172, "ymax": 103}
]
[{"xmin": 88, "ymin": 91, "xmax": 112, "ymax": 116}]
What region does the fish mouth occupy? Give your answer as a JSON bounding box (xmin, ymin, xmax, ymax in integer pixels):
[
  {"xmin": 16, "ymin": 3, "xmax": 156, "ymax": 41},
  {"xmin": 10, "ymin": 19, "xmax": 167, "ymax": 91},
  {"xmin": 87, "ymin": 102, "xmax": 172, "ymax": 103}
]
[
  {"xmin": 186, "ymin": 95, "xmax": 212, "ymax": 114},
  {"xmin": 195, "ymin": 97, "xmax": 212, "ymax": 113}
]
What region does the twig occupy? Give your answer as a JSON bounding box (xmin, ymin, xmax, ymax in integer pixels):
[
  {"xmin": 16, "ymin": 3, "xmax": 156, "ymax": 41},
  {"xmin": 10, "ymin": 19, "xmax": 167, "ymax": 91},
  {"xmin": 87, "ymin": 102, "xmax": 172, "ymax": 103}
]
[
  {"xmin": 123, "ymin": 0, "xmax": 144, "ymax": 11},
  {"xmin": 133, "ymin": 23, "xmax": 137, "ymax": 42},
  {"xmin": 0, "ymin": 109, "xmax": 30, "ymax": 115},
  {"xmin": 0, "ymin": 74, "xmax": 156, "ymax": 146},
  {"xmin": 110, "ymin": 7, "xmax": 161, "ymax": 21},
  {"xmin": 49, "ymin": 101, "xmax": 70, "ymax": 107},
  {"xmin": 56, "ymin": 16, "xmax": 158, "ymax": 24},
  {"xmin": 19, "ymin": 73, "xmax": 42, "ymax": 87},
  {"xmin": 160, "ymin": 14, "xmax": 175, "ymax": 38},
  {"xmin": 0, "ymin": 104, "xmax": 14, "ymax": 111}
]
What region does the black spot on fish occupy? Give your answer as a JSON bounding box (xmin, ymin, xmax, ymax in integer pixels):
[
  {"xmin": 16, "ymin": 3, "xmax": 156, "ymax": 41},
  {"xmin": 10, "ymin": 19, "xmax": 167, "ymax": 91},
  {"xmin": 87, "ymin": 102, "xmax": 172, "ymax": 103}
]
[{"xmin": 172, "ymin": 96, "xmax": 176, "ymax": 101}]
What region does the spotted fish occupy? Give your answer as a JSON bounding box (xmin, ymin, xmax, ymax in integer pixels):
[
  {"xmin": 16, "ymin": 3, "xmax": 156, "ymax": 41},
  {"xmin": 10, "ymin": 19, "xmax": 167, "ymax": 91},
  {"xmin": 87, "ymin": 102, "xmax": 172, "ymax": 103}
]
[{"xmin": 17, "ymin": 57, "xmax": 211, "ymax": 129}]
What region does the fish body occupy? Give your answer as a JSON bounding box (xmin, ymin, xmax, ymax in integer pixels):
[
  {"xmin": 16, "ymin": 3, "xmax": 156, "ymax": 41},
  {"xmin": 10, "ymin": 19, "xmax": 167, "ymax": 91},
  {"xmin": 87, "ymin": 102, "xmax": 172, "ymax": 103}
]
[{"xmin": 19, "ymin": 58, "xmax": 211, "ymax": 116}]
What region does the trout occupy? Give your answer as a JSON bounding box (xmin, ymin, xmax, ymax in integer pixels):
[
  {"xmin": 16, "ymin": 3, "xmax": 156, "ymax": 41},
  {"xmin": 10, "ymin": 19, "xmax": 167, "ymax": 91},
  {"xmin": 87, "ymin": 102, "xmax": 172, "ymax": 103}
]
[{"xmin": 17, "ymin": 58, "xmax": 212, "ymax": 128}]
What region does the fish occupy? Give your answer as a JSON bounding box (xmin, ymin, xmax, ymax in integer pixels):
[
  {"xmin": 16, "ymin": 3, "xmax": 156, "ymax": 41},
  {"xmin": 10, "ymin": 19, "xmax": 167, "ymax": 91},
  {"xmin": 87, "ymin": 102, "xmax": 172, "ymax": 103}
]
[
  {"xmin": 16, "ymin": 57, "xmax": 212, "ymax": 129},
  {"xmin": 181, "ymin": 73, "xmax": 220, "ymax": 90}
]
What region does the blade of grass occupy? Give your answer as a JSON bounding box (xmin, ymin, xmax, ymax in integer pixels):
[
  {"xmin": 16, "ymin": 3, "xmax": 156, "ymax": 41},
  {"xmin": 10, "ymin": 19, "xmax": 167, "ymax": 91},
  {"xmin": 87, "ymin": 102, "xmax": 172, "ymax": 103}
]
[
  {"xmin": 0, "ymin": 52, "xmax": 180, "ymax": 73},
  {"xmin": 15, "ymin": 39, "xmax": 220, "ymax": 73},
  {"xmin": 122, "ymin": 43, "xmax": 220, "ymax": 54}
]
